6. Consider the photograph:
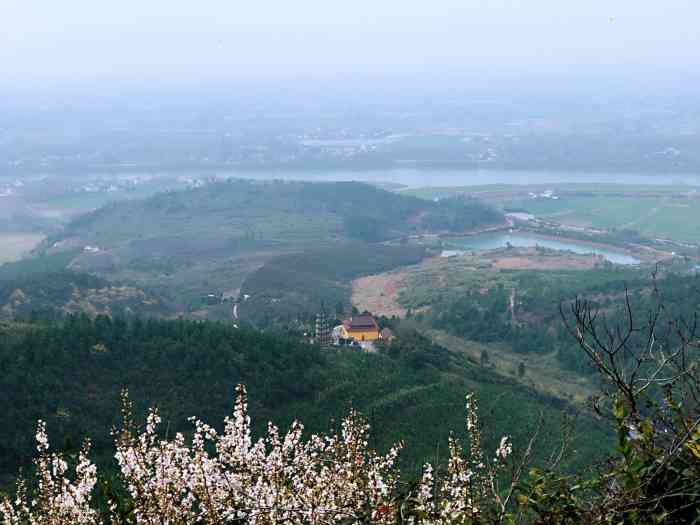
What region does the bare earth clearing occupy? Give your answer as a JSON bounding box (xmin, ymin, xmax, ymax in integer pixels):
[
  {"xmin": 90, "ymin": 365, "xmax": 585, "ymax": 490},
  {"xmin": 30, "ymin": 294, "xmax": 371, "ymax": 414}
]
[
  {"xmin": 0, "ymin": 233, "xmax": 45, "ymax": 264},
  {"xmin": 351, "ymin": 256, "xmax": 448, "ymax": 317}
]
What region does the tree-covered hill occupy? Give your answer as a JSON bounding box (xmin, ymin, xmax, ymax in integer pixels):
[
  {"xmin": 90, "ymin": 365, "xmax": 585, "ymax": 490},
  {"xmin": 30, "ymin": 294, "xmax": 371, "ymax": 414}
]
[
  {"xmin": 51, "ymin": 179, "xmax": 502, "ymax": 248},
  {"xmin": 34, "ymin": 180, "xmax": 502, "ymax": 313},
  {"xmin": 0, "ymin": 317, "xmax": 608, "ymax": 486}
]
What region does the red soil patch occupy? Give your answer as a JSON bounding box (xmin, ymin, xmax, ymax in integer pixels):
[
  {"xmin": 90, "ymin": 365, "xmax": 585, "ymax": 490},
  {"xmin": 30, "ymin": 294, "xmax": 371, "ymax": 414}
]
[{"xmin": 351, "ymin": 257, "xmax": 446, "ymax": 318}]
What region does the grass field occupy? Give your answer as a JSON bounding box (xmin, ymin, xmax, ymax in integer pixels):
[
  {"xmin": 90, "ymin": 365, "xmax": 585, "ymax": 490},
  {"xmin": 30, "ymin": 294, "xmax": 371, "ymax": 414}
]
[
  {"xmin": 508, "ymin": 195, "xmax": 700, "ymax": 242},
  {"xmin": 401, "ymin": 184, "xmax": 700, "ymax": 243},
  {"xmin": 426, "ymin": 328, "xmax": 596, "ymax": 404},
  {"xmin": 0, "ymin": 233, "xmax": 45, "ymax": 264},
  {"xmin": 401, "ymin": 183, "xmax": 695, "ymax": 200}
]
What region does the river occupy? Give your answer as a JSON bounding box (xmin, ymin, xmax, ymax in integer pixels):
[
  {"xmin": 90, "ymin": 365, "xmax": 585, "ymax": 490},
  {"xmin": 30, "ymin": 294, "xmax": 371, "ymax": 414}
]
[
  {"xmin": 58, "ymin": 168, "xmax": 700, "ymax": 189},
  {"xmin": 208, "ymin": 168, "xmax": 700, "ymax": 188}
]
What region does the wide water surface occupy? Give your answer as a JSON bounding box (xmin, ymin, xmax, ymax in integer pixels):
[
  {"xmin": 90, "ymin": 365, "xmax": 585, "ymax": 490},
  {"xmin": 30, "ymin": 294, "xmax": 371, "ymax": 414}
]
[
  {"xmin": 57, "ymin": 168, "xmax": 700, "ymax": 189},
  {"xmin": 443, "ymin": 232, "xmax": 641, "ymax": 265},
  {"xmin": 214, "ymin": 169, "xmax": 700, "ymax": 188}
]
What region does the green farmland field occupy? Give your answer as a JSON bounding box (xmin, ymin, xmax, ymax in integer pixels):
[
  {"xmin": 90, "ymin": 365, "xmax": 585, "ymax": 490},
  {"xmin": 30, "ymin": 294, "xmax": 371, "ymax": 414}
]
[{"xmin": 402, "ymin": 184, "xmax": 700, "ymax": 243}]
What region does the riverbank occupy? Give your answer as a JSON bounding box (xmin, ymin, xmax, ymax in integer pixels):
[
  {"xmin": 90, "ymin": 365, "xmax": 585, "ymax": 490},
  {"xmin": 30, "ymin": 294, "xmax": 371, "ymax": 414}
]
[
  {"xmin": 515, "ymin": 229, "xmax": 671, "ymax": 263},
  {"xmin": 441, "ymin": 230, "xmax": 647, "ymax": 265}
]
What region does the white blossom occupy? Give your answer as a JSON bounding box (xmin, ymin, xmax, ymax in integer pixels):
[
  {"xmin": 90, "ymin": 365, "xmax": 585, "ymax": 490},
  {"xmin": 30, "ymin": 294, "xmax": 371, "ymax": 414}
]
[{"xmin": 1, "ymin": 387, "xmax": 512, "ymax": 525}]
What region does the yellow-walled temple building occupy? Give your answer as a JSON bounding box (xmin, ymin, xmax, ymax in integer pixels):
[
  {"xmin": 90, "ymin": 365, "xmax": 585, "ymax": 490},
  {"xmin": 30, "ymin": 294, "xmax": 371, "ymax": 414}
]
[{"xmin": 338, "ymin": 314, "xmax": 381, "ymax": 342}]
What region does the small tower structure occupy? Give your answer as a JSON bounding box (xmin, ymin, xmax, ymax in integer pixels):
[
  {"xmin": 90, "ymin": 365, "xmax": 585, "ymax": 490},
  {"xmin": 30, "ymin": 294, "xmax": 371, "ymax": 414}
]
[{"xmin": 315, "ymin": 308, "xmax": 332, "ymax": 348}]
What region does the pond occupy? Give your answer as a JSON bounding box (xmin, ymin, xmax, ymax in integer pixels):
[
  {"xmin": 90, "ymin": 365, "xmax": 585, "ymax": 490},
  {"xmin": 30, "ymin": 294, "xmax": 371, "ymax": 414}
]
[{"xmin": 442, "ymin": 232, "xmax": 641, "ymax": 265}]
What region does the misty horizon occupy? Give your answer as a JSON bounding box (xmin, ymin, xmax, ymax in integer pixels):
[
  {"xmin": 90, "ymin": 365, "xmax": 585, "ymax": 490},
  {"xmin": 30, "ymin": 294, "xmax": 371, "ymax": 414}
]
[{"xmin": 2, "ymin": 0, "xmax": 699, "ymax": 88}]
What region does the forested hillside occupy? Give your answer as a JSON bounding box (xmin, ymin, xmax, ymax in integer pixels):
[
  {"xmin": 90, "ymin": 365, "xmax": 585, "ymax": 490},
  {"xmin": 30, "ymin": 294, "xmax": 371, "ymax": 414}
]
[
  {"xmin": 52, "ymin": 180, "xmax": 502, "ymax": 247},
  {"xmin": 0, "ymin": 316, "xmax": 608, "ymax": 486},
  {"xmin": 400, "ymin": 261, "xmax": 700, "ymax": 375},
  {"xmin": 0, "ymin": 271, "xmax": 169, "ymax": 321},
  {"xmin": 33, "ymin": 180, "xmax": 502, "ymax": 314},
  {"xmin": 239, "ymin": 242, "xmax": 426, "ymax": 325}
]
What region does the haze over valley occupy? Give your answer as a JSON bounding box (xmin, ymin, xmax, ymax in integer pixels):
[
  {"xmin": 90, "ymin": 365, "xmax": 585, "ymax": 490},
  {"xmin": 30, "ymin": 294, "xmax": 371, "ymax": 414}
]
[{"xmin": 1, "ymin": 1, "xmax": 700, "ymax": 522}]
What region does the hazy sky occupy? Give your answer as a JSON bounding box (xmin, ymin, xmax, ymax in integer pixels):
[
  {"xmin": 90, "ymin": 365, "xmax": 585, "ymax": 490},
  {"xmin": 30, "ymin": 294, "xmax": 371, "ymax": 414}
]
[{"xmin": 1, "ymin": 0, "xmax": 699, "ymax": 86}]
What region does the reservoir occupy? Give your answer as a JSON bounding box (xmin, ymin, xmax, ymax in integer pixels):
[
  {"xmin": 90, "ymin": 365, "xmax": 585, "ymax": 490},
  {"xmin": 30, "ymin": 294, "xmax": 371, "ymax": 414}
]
[{"xmin": 443, "ymin": 232, "xmax": 641, "ymax": 265}]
